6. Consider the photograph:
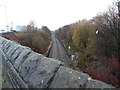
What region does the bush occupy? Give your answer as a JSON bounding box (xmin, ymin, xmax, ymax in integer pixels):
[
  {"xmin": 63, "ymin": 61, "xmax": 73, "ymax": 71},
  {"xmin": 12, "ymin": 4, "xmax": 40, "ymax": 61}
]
[
  {"xmin": 75, "ymin": 53, "xmax": 94, "ymax": 69},
  {"xmin": 15, "ymin": 29, "xmax": 51, "ymax": 55},
  {"xmin": 84, "ymin": 57, "xmax": 120, "ymax": 87}
]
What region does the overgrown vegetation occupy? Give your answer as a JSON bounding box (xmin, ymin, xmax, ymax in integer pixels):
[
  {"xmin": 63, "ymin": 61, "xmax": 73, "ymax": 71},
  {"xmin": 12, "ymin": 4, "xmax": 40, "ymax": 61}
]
[
  {"xmin": 55, "ymin": 1, "xmax": 120, "ymax": 87},
  {"xmin": 3, "ymin": 21, "xmax": 51, "ymax": 55}
]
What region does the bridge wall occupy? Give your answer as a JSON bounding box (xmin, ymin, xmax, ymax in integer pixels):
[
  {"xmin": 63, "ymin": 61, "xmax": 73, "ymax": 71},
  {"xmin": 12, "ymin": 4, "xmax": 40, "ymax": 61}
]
[{"xmin": 0, "ymin": 36, "xmax": 114, "ymax": 88}]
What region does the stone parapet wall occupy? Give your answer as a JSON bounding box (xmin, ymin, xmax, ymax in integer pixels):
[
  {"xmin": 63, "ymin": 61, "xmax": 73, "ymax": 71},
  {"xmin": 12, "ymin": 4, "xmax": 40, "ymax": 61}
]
[{"xmin": 0, "ymin": 36, "xmax": 114, "ymax": 88}]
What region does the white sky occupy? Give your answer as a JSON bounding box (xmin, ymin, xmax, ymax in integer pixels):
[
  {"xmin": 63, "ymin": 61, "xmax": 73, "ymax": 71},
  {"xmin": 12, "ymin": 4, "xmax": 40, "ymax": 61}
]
[{"xmin": 0, "ymin": 0, "xmax": 114, "ymax": 31}]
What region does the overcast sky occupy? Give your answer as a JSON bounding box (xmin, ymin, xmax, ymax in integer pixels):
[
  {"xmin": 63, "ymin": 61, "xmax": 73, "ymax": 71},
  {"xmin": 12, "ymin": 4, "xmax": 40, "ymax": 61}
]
[{"xmin": 0, "ymin": 0, "xmax": 114, "ymax": 31}]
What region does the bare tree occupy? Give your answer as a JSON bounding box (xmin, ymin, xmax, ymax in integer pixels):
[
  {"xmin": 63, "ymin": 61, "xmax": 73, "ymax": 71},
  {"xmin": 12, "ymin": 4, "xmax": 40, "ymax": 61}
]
[{"xmin": 93, "ymin": 1, "xmax": 120, "ymax": 61}]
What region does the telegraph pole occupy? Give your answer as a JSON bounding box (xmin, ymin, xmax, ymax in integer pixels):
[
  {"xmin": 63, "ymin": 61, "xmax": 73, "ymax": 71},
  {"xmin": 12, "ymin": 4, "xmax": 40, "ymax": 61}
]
[
  {"xmin": 0, "ymin": 4, "xmax": 9, "ymax": 32},
  {"xmin": 4, "ymin": 5, "xmax": 9, "ymax": 32}
]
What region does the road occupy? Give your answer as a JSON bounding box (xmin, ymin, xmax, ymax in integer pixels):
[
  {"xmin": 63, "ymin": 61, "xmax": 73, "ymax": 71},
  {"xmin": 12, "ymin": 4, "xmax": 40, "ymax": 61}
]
[{"xmin": 49, "ymin": 33, "xmax": 71, "ymax": 67}]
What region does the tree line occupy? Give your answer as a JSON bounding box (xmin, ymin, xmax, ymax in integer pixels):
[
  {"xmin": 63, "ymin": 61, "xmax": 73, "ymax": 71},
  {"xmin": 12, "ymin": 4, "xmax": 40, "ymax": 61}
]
[{"xmin": 55, "ymin": 1, "xmax": 120, "ymax": 87}]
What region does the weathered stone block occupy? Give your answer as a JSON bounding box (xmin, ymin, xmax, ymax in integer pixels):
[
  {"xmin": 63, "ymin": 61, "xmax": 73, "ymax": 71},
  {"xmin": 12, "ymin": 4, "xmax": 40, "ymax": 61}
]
[
  {"xmin": 6, "ymin": 45, "xmax": 20, "ymax": 59},
  {"xmin": 8, "ymin": 45, "xmax": 31, "ymax": 64},
  {"xmin": 19, "ymin": 52, "xmax": 44, "ymax": 83},
  {"xmin": 6, "ymin": 60, "xmax": 28, "ymax": 88},
  {"xmin": 86, "ymin": 79, "xmax": 114, "ymax": 88},
  {"xmin": 14, "ymin": 49, "xmax": 32, "ymax": 70},
  {"xmin": 2, "ymin": 41, "xmax": 12, "ymax": 52},
  {"xmin": 0, "ymin": 37, "xmax": 8, "ymax": 46},
  {"xmin": 27, "ymin": 57, "xmax": 63, "ymax": 88},
  {"xmin": 50, "ymin": 66, "xmax": 91, "ymax": 88}
]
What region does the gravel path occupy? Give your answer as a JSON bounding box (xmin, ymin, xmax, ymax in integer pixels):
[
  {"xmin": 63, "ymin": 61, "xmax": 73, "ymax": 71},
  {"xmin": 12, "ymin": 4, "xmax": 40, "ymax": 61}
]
[{"xmin": 49, "ymin": 33, "xmax": 71, "ymax": 67}]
